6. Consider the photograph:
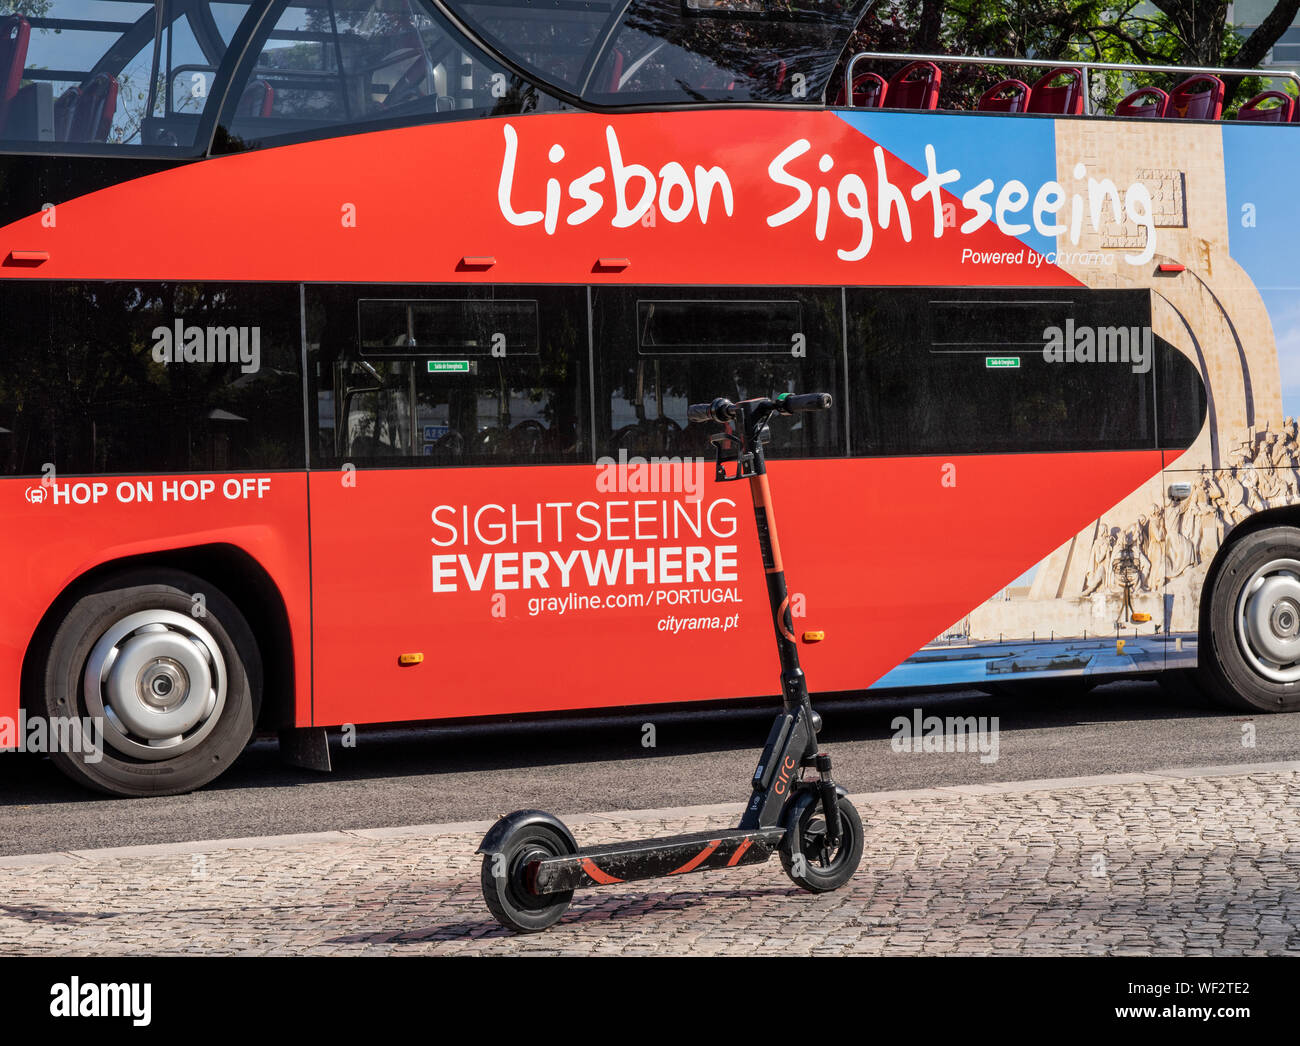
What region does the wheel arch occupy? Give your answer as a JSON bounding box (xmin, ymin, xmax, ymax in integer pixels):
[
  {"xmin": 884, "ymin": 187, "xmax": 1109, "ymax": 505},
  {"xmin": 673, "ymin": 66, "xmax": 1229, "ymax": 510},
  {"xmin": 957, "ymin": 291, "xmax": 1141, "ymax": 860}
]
[{"xmin": 20, "ymin": 543, "xmax": 297, "ymax": 733}]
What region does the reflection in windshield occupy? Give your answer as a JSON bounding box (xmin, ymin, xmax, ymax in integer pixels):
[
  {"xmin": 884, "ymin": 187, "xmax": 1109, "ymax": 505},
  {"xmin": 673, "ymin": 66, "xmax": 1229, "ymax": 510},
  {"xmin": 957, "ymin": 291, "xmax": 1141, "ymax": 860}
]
[
  {"xmin": 446, "ymin": 0, "xmax": 871, "ymax": 105},
  {"xmin": 0, "ymin": 0, "xmax": 252, "ymax": 148},
  {"xmin": 220, "ymin": 0, "xmax": 564, "ymax": 151}
]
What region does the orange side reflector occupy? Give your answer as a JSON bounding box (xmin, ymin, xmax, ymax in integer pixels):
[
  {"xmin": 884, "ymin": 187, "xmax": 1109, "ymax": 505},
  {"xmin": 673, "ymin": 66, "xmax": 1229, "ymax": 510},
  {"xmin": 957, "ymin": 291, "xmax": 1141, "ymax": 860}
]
[
  {"xmin": 1131, "ymin": 613, "xmax": 1152, "ymax": 623},
  {"xmin": 802, "ymin": 631, "xmax": 826, "ymax": 643},
  {"xmin": 398, "ymin": 653, "xmax": 424, "ymax": 666}
]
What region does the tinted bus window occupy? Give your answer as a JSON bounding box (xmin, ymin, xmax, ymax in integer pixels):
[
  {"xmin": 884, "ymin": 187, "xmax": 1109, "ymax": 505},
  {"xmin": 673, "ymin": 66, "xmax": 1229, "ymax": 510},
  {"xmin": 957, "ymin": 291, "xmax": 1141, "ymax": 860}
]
[
  {"xmin": 582, "ymin": 0, "xmax": 870, "ymax": 105},
  {"xmin": 445, "ymin": 0, "xmax": 614, "ymax": 94},
  {"xmin": 447, "ymin": 0, "xmax": 870, "ymax": 104},
  {"xmin": 221, "ymin": 0, "xmax": 562, "ymax": 151},
  {"xmin": 593, "ymin": 286, "xmax": 842, "ymax": 461},
  {"xmin": 308, "ymin": 284, "xmax": 587, "ymax": 467},
  {"xmin": 359, "ymin": 298, "xmax": 538, "ymax": 355},
  {"xmin": 637, "ymin": 299, "xmax": 802, "ymax": 353},
  {"xmin": 0, "ymin": 282, "xmax": 304, "ymax": 476},
  {"xmin": 847, "ymin": 288, "xmax": 1162, "ymax": 457},
  {"xmin": 0, "ymin": 0, "xmax": 253, "ymax": 151},
  {"xmin": 1156, "ymin": 332, "xmax": 1210, "ymax": 451}
]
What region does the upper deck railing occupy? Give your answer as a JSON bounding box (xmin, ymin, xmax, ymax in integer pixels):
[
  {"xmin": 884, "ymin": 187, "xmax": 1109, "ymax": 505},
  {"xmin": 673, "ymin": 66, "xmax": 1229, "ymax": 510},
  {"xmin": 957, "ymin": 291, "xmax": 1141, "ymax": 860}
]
[{"xmin": 842, "ymin": 51, "xmax": 1300, "ymax": 117}]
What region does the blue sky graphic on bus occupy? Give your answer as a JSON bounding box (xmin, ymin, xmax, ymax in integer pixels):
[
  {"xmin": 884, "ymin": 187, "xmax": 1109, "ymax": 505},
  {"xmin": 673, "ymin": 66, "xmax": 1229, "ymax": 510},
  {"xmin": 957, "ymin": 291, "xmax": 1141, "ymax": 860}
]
[
  {"xmin": 1223, "ymin": 125, "xmax": 1300, "ymax": 414},
  {"xmin": 835, "ymin": 110, "xmax": 1061, "ymax": 259}
]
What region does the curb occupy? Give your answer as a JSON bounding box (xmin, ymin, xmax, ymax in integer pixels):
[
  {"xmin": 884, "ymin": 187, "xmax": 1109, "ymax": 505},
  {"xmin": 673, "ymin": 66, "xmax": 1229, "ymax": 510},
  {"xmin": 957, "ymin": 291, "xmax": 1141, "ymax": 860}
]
[{"xmin": 2, "ymin": 760, "xmax": 1296, "ymax": 869}]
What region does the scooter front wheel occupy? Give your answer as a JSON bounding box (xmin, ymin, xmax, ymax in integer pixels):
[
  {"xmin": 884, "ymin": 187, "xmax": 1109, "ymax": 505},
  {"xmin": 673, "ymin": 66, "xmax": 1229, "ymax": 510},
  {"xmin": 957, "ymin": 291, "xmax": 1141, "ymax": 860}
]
[
  {"xmin": 480, "ymin": 820, "xmax": 576, "ymax": 933},
  {"xmin": 780, "ymin": 793, "xmax": 864, "ymax": 893}
]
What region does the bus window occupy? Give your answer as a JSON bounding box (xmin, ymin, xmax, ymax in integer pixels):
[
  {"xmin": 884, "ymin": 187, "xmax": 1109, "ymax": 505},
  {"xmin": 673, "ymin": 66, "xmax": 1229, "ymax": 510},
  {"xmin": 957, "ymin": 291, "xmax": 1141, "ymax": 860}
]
[
  {"xmin": 0, "ymin": 0, "xmax": 253, "ymax": 151},
  {"xmin": 221, "ymin": 0, "xmax": 561, "ymax": 151},
  {"xmin": 0, "ymin": 282, "xmax": 304, "ymax": 476},
  {"xmin": 447, "ymin": 0, "xmax": 870, "ymax": 105},
  {"xmin": 846, "ymin": 288, "xmax": 1164, "ymax": 457},
  {"xmin": 593, "ymin": 287, "xmax": 842, "ymax": 460},
  {"xmin": 308, "ymin": 285, "xmax": 587, "ymax": 468},
  {"xmin": 445, "ymin": 0, "xmax": 613, "ymax": 95}
]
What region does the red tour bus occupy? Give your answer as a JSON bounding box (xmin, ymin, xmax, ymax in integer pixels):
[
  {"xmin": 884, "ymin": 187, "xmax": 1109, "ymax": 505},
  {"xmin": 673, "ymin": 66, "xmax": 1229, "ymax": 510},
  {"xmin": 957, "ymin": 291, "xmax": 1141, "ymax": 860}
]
[{"xmin": 1, "ymin": 0, "xmax": 1299, "ymax": 795}]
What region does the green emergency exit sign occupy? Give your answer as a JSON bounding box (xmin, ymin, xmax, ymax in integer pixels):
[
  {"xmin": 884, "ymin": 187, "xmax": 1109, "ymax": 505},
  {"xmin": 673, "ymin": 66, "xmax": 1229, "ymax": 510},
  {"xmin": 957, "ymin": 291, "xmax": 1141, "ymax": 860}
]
[
  {"xmin": 985, "ymin": 356, "xmax": 1020, "ymax": 369},
  {"xmin": 428, "ymin": 360, "xmax": 471, "ymax": 373}
]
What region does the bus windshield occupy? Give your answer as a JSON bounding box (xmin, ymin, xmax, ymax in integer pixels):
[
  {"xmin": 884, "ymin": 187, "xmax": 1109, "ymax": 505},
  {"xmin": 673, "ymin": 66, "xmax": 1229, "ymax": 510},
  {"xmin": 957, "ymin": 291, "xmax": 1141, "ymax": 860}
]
[
  {"xmin": 445, "ymin": 0, "xmax": 874, "ymax": 105},
  {"xmin": 0, "ymin": 0, "xmax": 253, "ymax": 150}
]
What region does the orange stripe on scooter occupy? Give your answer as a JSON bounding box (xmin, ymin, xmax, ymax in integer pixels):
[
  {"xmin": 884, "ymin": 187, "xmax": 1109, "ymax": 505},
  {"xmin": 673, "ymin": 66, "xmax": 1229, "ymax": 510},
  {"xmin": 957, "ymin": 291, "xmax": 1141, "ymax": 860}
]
[
  {"xmin": 727, "ymin": 838, "xmax": 754, "ymax": 867},
  {"xmin": 777, "ymin": 598, "xmax": 797, "ymax": 643},
  {"xmin": 670, "ymin": 839, "xmax": 721, "ymax": 875},
  {"xmin": 581, "ymin": 858, "xmax": 623, "ymax": 885}
]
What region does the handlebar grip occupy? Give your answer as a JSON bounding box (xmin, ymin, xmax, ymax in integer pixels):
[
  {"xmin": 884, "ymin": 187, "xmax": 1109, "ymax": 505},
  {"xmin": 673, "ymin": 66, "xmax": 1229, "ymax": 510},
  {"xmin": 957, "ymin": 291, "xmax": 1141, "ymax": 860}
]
[
  {"xmin": 778, "ymin": 392, "xmax": 833, "ymax": 413},
  {"xmin": 687, "ymin": 398, "xmax": 736, "ymax": 424}
]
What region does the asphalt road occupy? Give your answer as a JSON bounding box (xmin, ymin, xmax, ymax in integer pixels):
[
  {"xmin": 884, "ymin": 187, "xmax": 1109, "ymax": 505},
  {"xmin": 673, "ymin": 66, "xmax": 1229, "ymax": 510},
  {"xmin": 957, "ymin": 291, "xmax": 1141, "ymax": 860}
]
[{"xmin": 2, "ymin": 680, "xmax": 1297, "ymax": 857}]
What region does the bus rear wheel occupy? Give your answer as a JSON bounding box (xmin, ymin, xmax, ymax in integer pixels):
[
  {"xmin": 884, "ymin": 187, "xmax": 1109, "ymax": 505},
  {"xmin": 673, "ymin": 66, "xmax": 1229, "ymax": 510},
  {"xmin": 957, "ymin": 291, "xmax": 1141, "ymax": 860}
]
[
  {"xmin": 38, "ymin": 568, "xmax": 261, "ymax": 797},
  {"xmin": 1202, "ymin": 527, "xmax": 1300, "ymax": 713}
]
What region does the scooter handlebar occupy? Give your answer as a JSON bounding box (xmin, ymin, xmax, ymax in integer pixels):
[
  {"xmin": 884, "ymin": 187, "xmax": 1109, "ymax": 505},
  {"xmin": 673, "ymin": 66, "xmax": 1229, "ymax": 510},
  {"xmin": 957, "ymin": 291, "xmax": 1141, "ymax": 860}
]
[
  {"xmin": 687, "ymin": 393, "xmax": 832, "ymax": 425},
  {"xmin": 687, "ymin": 399, "xmax": 727, "ymax": 424},
  {"xmin": 776, "ymin": 392, "xmax": 833, "ymax": 414}
]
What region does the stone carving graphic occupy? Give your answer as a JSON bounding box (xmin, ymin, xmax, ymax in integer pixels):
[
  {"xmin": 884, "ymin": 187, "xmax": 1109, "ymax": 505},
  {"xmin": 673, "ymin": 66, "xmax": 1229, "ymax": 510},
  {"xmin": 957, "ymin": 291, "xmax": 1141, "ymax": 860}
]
[
  {"xmin": 1083, "ymin": 420, "xmax": 1300, "ymax": 600},
  {"xmin": 1112, "ymin": 538, "xmax": 1141, "ymax": 621},
  {"xmin": 960, "ymin": 122, "xmax": 1297, "ymax": 646}
]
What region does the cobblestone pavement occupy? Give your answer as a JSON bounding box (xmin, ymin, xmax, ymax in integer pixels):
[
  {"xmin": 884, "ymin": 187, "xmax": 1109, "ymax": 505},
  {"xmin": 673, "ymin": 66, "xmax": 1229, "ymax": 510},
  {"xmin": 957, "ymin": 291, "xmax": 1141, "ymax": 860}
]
[{"xmin": 1, "ymin": 765, "xmax": 1297, "ymax": 956}]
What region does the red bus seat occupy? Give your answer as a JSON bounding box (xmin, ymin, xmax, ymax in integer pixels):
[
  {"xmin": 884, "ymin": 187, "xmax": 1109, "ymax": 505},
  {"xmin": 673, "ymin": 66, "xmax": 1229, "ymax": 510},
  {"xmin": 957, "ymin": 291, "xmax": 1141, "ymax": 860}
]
[
  {"xmin": 0, "ymin": 16, "xmax": 30, "ymax": 135},
  {"xmin": 833, "ymin": 71, "xmax": 886, "ymax": 108},
  {"xmin": 52, "ymin": 86, "xmax": 77, "ymax": 141},
  {"xmin": 605, "ymin": 48, "xmax": 624, "ymax": 92},
  {"xmin": 978, "ymin": 79, "xmax": 1030, "ymax": 113},
  {"xmin": 1168, "ymin": 74, "xmax": 1224, "ymax": 119},
  {"xmin": 1237, "ymin": 90, "xmax": 1296, "ymax": 122},
  {"xmin": 237, "ymin": 79, "xmax": 275, "ymax": 118},
  {"xmin": 756, "ymin": 58, "xmax": 787, "ymax": 93},
  {"xmin": 1115, "ymin": 86, "xmax": 1170, "ymax": 118},
  {"xmin": 886, "ymin": 60, "xmax": 941, "ymax": 110},
  {"xmin": 54, "ymin": 74, "xmax": 119, "ymax": 143},
  {"xmin": 1027, "ymin": 67, "xmax": 1084, "ymax": 115},
  {"xmin": 734, "ymin": 58, "xmax": 786, "ymax": 95}
]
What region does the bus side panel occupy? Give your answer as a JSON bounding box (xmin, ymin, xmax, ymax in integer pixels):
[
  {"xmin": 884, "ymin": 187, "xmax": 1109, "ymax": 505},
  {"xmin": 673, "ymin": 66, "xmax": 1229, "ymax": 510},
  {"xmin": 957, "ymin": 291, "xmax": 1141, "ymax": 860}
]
[
  {"xmin": 0, "ymin": 111, "xmax": 1084, "ymax": 290},
  {"xmin": 951, "ymin": 120, "xmax": 1300, "ymax": 682},
  {"xmin": 0, "ymin": 473, "xmax": 312, "ymax": 729},
  {"xmin": 307, "ymin": 452, "xmax": 1164, "ymax": 725}
]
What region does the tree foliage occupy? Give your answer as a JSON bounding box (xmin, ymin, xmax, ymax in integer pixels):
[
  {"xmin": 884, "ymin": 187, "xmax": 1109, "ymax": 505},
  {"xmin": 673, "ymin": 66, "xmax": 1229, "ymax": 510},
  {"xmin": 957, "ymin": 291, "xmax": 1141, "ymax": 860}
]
[{"xmin": 838, "ymin": 0, "xmax": 1300, "ymax": 108}]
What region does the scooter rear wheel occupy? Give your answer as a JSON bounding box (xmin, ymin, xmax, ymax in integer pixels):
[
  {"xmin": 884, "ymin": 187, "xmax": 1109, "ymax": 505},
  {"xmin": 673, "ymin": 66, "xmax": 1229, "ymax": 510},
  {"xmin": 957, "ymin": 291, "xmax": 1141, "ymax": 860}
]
[
  {"xmin": 480, "ymin": 822, "xmax": 576, "ymax": 933},
  {"xmin": 780, "ymin": 794, "xmax": 864, "ymax": 893}
]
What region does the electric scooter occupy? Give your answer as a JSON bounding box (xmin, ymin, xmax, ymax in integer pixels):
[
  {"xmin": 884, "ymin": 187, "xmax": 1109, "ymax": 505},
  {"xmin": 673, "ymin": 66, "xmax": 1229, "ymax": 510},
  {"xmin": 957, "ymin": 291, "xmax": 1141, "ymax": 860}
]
[{"xmin": 478, "ymin": 392, "xmax": 863, "ymax": 933}]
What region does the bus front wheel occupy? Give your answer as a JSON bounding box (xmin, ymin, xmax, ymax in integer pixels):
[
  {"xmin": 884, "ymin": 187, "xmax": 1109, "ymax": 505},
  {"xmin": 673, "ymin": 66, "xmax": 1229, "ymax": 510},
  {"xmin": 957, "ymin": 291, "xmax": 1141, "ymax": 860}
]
[
  {"xmin": 1203, "ymin": 527, "xmax": 1300, "ymax": 713},
  {"xmin": 38, "ymin": 568, "xmax": 262, "ymax": 797}
]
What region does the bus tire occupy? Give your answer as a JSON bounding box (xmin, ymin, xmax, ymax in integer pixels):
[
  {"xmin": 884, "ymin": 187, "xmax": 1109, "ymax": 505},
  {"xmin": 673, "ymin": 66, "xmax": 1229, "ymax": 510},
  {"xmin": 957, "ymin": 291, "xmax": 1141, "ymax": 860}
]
[
  {"xmin": 1202, "ymin": 526, "xmax": 1300, "ymax": 713},
  {"xmin": 39, "ymin": 568, "xmax": 262, "ymax": 797}
]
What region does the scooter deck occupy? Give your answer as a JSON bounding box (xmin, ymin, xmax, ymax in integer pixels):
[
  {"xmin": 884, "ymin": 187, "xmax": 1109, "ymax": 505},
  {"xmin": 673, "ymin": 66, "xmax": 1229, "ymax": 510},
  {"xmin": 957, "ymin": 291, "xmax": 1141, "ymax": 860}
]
[{"xmin": 531, "ymin": 826, "xmax": 787, "ymax": 894}]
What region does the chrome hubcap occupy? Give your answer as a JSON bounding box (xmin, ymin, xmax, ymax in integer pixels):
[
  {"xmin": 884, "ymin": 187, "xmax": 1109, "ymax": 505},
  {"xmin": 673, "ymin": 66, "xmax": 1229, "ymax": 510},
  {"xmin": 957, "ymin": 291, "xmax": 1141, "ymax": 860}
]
[
  {"xmin": 83, "ymin": 610, "xmax": 227, "ymax": 760},
  {"xmin": 1236, "ymin": 558, "xmax": 1300, "ymax": 683}
]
